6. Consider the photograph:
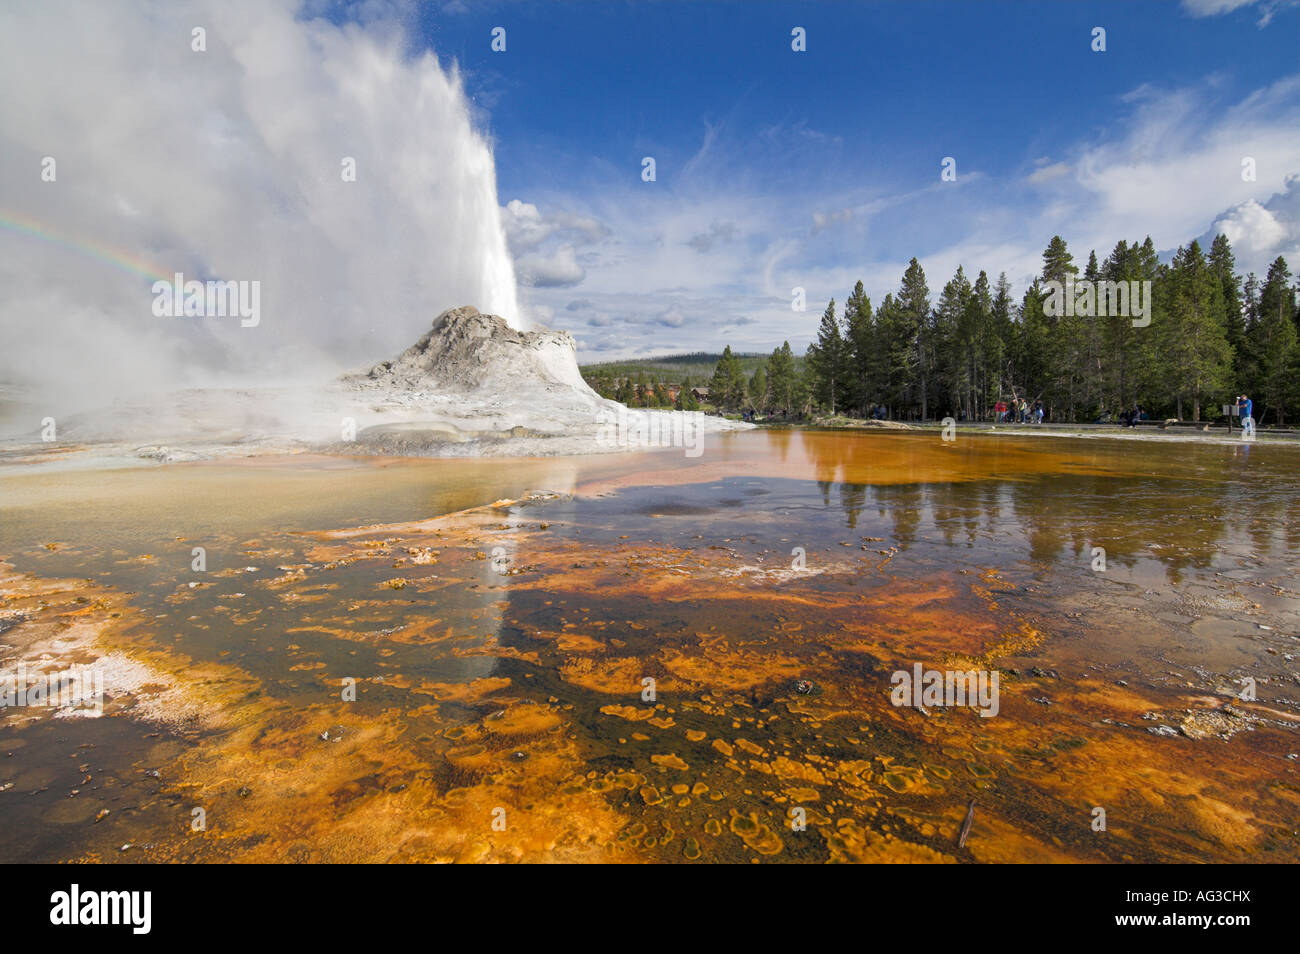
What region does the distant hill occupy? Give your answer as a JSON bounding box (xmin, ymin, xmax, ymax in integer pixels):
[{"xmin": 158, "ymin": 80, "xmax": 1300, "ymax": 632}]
[{"xmin": 580, "ymin": 351, "xmax": 803, "ymax": 382}]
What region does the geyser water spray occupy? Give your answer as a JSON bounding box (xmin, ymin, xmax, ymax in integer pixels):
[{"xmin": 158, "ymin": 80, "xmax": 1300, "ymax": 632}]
[{"xmin": 0, "ymin": 0, "xmax": 525, "ymax": 416}]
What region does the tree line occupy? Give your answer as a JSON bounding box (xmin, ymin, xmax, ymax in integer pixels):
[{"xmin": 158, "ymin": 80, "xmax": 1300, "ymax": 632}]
[
  {"xmin": 713, "ymin": 233, "xmax": 1299, "ymax": 425},
  {"xmin": 583, "ymin": 370, "xmax": 703, "ymax": 410}
]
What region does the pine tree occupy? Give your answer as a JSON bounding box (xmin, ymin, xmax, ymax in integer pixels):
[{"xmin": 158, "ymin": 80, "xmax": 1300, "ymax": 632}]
[
  {"xmin": 1080, "ymin": 250, "xmax": 1103, "ymax": 417},
  {"xmin": 1208, "ymin": 234, "xmax": 1244, "ymax": 382},
  {"xmin": 1254, "ymin": 257, "xmax": 1299, "ymax": 424},
  {"xmin": 897, "ymin": 259, "xmax": 932, "ymax": 419},
  {"xmin": 964, "ymin": 270, "xmax": 997, "ymax": 420},
  {"xmin": 1100, "ymin": 239, "xmax": 1137, "ymax": 412},
  {"xmin": 1131, "ymin": 237, "xmax": 1164, "ymax": 411},
  {"xmin": 934, "ymin": 265, "xmax": 972, "ymax": 419},
  {"xmin": 748, "ymin": 365, "xmax": 768, "ymax": 412},
  {"xmin": 990, "ymin": 272, "xmax": 1016, "ymax": 405},
  {"xmin": 1161, "ymin": 240, "xmax": 1231, "ymax": 421},
  {"xmin": 793, "ymin": 360, "xmax": 815, "ymax": 416},
  {"xmin": 843, "ymin": 281, "xmax": 874, "ymax": 415},
  {"xmin": 1019, "ymin": 279, "xmax": 1050, "ymax": 409},
  {"xmin": 874, "ymin": 292, "xmax": 911, "ymax": 417},
  {"xmin": 708, "ymin": 346, "xmax": 745, "ymax": 410},
  {"xmin": 1097, "ymin": 236, "xmax": 1163, "ymax": 415},
  {"xmin": 1041, "ymin": 235, "xmax": 1076, "ymax": 284},
  {"xmin": 766, "ymin": 341, "xmax": 798, "ymax": 415},
  {"xmin": 1037, "ymin": 235, "xmax": 1081, "ymax": 419},
  {"xmin": 806, "ymin": 298, "xmax": 848, "ymax": 414}
]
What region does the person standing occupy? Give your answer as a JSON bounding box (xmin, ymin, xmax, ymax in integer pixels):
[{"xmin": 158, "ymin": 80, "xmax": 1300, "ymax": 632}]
[{"xmin": 1238, "ymin": 393, "xmax": 1253, "ymax": 433}]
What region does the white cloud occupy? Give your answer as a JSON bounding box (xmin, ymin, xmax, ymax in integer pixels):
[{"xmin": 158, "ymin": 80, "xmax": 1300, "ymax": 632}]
[
  {"xmin": 1181, "ymin": 0, "xmax": 1295, "ymax": 24},
  {"xmin": 1182, "ymin": 0, "xmax": 1263, "ymax": 15},
  {"xmin": 1209, "ymin": 199, "xmax": 1288, "ymax": 254},
  {"xmin": 1017, "ymin": 76, "xmax": 1300, "ymax": 275},
  {"xmin": 1201, "ymin": 173, "xmax": 1300, "ymax": 269},
  {"xmin": 502, "ymin": 198, "xmax": 609, "ymax": 253},
  {"xmin": 811, "ymin": 208, "xmax": 856, "ymax": 232},
  {"xmin": 1026, "ymin": 162, "xmax": 1071, "ymax": 184},
  {"xmin": 516, "ymin": 245, "xmax": 585, "ymax": 287},
  {"xmin": 501, "ymin": 200, "xmax": 550, "ymax": 252}
]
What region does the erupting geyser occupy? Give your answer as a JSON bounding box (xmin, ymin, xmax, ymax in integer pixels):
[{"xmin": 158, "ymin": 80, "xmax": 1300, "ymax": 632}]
[{"xmin": 0, "ymin": 1, "xmax": 524, "ymax": 418}]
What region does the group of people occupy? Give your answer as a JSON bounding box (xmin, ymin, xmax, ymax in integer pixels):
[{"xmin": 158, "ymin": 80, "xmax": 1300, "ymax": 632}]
[
  {"xmin": 1107, "ymin": 395, "xmax": 1251, "ymax": 429},
  {"xmin": 1095, "ymin": 402, "xmax": 1149, "ymax": 426},
  {"xmin": 1118, "ymin": 404, "xmax": 1147, "ymax": 427},
  {"xmin": 994, "ymin": 397, "xmax": 1043, "ymax": 424}
]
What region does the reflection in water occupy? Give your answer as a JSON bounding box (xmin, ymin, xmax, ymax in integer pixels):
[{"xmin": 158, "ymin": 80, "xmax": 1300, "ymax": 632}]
[
  {"xmin": 1, "ymin": 430, "xmax": 1298, "ymax": 862},
  {"xmin": 785, "ymin": 429, "xmax": 1297, "ymax": 582}
]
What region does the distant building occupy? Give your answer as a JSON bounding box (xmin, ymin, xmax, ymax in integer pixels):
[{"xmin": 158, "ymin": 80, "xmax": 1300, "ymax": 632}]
[{"xmin": 691, "ymin": 387, "xmax": 709, "ymax": 402}]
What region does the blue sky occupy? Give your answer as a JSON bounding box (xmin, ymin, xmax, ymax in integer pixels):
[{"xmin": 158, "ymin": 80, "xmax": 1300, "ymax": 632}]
[
  {"xmin": 406, "ymin": 0, "xmax": 1300, "ymax": 359},
  {"xmin": 2, "ymin": 0, "xmax": 1297, "ymax": 404}
]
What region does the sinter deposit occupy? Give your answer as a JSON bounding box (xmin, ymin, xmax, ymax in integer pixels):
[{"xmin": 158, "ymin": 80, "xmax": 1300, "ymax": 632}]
[
  {"xmin": 2, "ymin": 306, "xmax": 748, "ymax": 461},
  {"xmin": 333, "ymin": 306, "xmax": 747, "ymax": 456}
]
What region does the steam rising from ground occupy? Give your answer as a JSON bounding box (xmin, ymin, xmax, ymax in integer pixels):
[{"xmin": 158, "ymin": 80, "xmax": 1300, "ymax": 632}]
[{"xmin": 0, "ymin": 0, "xmax": 521, "ymax": 415}]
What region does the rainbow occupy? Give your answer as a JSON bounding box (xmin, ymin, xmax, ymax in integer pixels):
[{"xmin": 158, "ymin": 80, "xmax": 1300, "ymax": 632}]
[{"xmin": 0, "ymin": 209, "xmax": 175, "ymax": 285}]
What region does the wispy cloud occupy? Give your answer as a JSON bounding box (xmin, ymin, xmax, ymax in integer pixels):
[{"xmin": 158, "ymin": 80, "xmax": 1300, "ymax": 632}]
[
  {"xmin": 1180, "ymin": 0, "xmax": 1297, "ymax": 26},
  {"xmin": 511, "ymin": 73, "xmax": 1300, "ymax": 360},
  {"xmin": 1026, "ymin": 162, "xmax": 1071, "ymax": 184},
  {"xmin": 516, "ymin": 244, "xmax": 586, "ymax": 287}
]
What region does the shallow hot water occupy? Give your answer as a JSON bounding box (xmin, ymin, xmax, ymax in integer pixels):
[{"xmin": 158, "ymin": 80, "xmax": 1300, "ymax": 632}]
[{"xmin": 2, "ymin": 430, "xmax": 1298, "ymax": 862}]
